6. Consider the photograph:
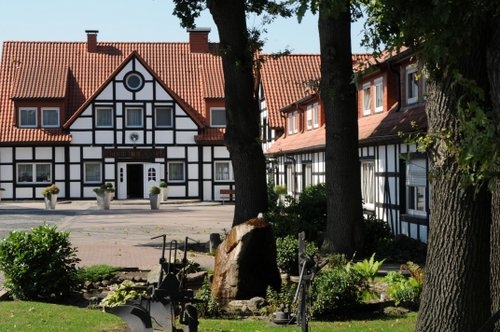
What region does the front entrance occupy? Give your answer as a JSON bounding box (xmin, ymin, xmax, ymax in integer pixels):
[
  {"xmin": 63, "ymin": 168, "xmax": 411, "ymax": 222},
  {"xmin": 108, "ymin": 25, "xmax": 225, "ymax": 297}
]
[
  {"xmin": 117, "ymin": 162, "xmax": 161, "ymax": 199},
  {"xmin": 127, "ymin": 164, "xmax": 143, "ymax": 198}
]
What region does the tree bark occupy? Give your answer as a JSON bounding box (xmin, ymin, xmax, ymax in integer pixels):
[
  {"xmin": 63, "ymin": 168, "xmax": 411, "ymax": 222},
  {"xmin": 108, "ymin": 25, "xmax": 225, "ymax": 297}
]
[
  {"xmin": 207, "ymin": 0, "xmax": 268, "ymax": 226},
  {"xmin": 318, "ymin": 0, "xmax": 363, "ymax": 255},
  {"xmin": 487, "ymin": 15, "xmax": 500, "ymax": 332},
  {"xmin": 416, "ymin": 48, "xmax": 492, "ymax": 331}
]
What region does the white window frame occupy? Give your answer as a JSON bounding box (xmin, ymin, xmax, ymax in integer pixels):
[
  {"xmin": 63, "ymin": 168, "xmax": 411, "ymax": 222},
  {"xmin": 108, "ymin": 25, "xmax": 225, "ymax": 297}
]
[
  {"xmin": 293, "ymin": 111, "xmax": 299, "ymax": 134},
  {"xmin": 374, "ymin": 78, "xmax": 383, "ymax": 113},
  {"xmin": 155, "ymin": 107, "xmax": 174, "ymax": 128},
  {"xmin": 210, "ymin": 107, "xmax": 226, "ymax": 128},
  {"xmin": 304, "ymin": 163, "xmax": 313, "ymax": 188},
  {"xmin": 168, "ymin": 161, "xmax": 185, "ymax": 182},
  {"xmin": 406, "ymin": 158, "xmax": 427, "ymax": 217},
  {"xmin": 287, "ymin": 112, "xmax": 294, "ymax": 134},
  {"xmin": 95, "ymin": 107, "xmax": 113, "ymax": 128},
  {"xmin": 17, "ymin": 163, "xmax": 52, "ymax": 184},
  {"xmin": 361, "ymin": 159, "xmax": 375, "ymax": 210},
  {"xmin": 19, "ymin": 107, "xmax": 38, "ymax": 128},
  {"xmin": 306, "ymin": 105, "xmax": 313, "ymax": 130},
  {"xmin": 406, "ymin": 66, "xmax": 419, "ymax": 104},
  {"xmin": 41, "ymin": 107, "xmax": 60, "ymax": 128},
  {"xmin": 214, "ymin": 161, "xmax": 234, "ymax": 181},
  {"xmin": 125, "ymin": 107, "xmax": 144, "ymax": 128},
  {"xmin": 84, "ymin": 162, "xmax": 102, "ymax": 183},
  {"xmin": 363, "ymin": 83, "xmax": 371, "ymax": 116}
]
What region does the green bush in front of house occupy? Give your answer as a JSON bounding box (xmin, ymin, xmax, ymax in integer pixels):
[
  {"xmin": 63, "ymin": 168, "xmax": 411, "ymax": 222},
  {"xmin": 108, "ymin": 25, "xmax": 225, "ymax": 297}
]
[{"xmin": 0, "ymin": 224, "xmax": 80, "ymax": 301}]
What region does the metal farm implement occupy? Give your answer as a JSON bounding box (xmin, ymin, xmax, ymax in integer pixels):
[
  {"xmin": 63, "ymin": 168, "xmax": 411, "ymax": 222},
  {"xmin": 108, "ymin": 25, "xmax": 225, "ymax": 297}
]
[{"xmin": 106, "ymin": 235, "xmax": 200, "ymax": 332}]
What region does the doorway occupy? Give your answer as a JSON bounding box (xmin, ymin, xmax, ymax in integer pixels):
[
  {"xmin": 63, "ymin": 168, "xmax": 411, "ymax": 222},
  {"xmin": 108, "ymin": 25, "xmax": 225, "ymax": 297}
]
[{"xmin": 127, "ymin": 164, "xmax": 144, "ymax": 198}]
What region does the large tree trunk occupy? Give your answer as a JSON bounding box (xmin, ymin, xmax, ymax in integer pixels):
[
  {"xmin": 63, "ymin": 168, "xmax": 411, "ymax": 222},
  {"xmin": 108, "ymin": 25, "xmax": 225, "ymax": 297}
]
[
  {"xmin": 487, "ymin": 15, "xmax": 500, "ymax": 332},
  {"xmin": 416, "ymin": 48, "xmax": 492, "ymax": 330},
  {"xmin": 318, "ymin": 0, "xmax": 363, "ymax": 255},
  {"xmin": 207, "ymin": 0, "xmax": 268, "ymax": 226}
]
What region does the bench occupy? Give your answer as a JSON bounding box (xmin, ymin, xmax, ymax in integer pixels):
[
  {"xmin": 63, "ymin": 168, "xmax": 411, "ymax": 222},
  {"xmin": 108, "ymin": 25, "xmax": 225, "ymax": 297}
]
[{"xmin": 220, "ymin": 189, "xmax": 236, "ymax": 205}]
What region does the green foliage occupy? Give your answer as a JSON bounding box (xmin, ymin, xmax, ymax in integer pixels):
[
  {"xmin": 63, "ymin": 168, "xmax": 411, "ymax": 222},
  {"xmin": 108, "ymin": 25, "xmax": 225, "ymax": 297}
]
[
  {"xmin": 379, "ymin": 235, "xmax": 427, "ymax": 264},
  {"xmin": 311, "ymin": 266, "xmax": 364, "ymax": 317},
  {"xmin": 194, "ymin": 276, "xmax": 223, "ymax": 318},
  {"xmin": 100, "ymin": 280, "xmax": 147, "ymax": 308},
  {"xmin": 93, "ymin": 182, "xmax": 115, "ymax": 194},
  {"xmin": 360, "ymin": 215, "xmax": 394, "ymax": 258},
  {"xmin": 76, "ymin": 264, "xmax": 119, "ymax": 283},
  {"xmin": 384, "ymin": 262, "xmax": 424, "ymax": 309},
  {"xmin": 346, "ymin": 253, "xmax": 385, "ymax": 282},
  {"xmin": 265, "ymin": 283, "xmax": 297, "ymax": 315},
  {"xmin": 159, "ymin": 181, "xmax": 168, "ymax": 188},
  {"xmin": 275, "ymin": 235, "xmax": 318, "ymax": 276},
  {"xmin": 41, "ymin": 184, "xmax": 60, "ymax": 197},
  {"xmin": 0, "ymin": 224, "xmax": 80, "ymax": 300},
  {"xmin": 149, "ymin": 186, "xmax": 161, "ymax": 195}
]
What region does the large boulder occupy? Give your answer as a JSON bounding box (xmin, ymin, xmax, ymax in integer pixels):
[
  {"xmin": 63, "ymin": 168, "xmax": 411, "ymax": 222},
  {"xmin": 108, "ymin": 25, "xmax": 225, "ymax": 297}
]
[{"xmin": 212, "ymin": 218, "xmax": 281, "ymax": 300}]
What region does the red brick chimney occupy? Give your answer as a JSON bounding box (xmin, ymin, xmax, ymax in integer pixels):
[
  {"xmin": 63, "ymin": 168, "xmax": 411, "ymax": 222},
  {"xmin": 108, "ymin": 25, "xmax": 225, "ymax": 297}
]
[
  {"xmin": 85, "ymin": 30, "xmax": 99, "ymax": 53},
  {"xmin": 187, "ymin": 28, "xmax": 211, "ymax": 53}
]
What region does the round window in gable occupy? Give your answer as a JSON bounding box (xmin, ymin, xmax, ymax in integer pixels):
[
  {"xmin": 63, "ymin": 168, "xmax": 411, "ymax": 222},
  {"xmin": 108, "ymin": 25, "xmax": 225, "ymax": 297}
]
[{"xmin": 124, "ymin": 72, "xmax": 144, "ymax": 92}]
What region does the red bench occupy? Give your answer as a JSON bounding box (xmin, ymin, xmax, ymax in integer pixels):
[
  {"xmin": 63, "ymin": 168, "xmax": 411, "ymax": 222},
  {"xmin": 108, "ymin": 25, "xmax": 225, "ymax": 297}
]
[{"xmin": 220, "ymin": 189, "xmax": 235, "ymax": 204}]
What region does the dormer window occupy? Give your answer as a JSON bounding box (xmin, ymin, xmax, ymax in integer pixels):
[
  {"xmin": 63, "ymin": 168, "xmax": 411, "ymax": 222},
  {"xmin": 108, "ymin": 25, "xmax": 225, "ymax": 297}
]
[
  {"xmin": 374, "ymin": 78, "xmax": 383, "ymax": 113},
  {"xmin": 210, "ymin": 108, "xmax": 226, "ymax": 127},
  {"xmin": 41, "ymin": 107, "xmax": 60, "ymax": 127},
  {"xmin": 287, "ymin": 111, "xmax": 299, "ymax": 134},
  {"xmin": 363, "ymin": 83, "xmax": 371, "ymax": 116},
  {"xmin": 406, "ymin": 66, "xmax": 419, "ymax": 104},
  {"xmin": 19, "ymin": 107, "xmax": 37, "ymax": 128}
]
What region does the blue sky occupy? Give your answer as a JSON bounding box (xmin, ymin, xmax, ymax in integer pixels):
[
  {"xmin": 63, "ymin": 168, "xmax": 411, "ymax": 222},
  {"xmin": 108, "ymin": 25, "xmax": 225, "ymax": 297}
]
[{"xmin": 0, "ymin": 0, "xmax": 368, "ymax": 56}]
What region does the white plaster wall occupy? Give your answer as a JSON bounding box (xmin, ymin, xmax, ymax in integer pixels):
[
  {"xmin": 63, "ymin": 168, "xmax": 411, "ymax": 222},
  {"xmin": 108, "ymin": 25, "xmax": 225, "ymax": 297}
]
[
  {"xmin": 136, "ymin": 82, "xmax": 153, "ymax": 100},
  {"xmin": 95, "ymin": 131, "xmax": 115, "ymax": 144},
  {"xmin": 203, "ymin": 164, "xmax": 212, "ymax": 180},
  {"xmin": 0, "ymin": 148, "xmax": 13, "ymax": 162},
  {"xmin": 71, "ymin": 132, "xmax": 93, "ymax": 144},
  {"xmin": 115, "ymin": 62, "xmax": 133, "ymax": 80},
  {"xmin": 55, "ymin": 147, "xmax": 65, "ymax": 163},
  {"xmin": 203, "ymin": 181, "xmax": 213, "ymax": 200},
  {"xmin": 70, "ymin": 147, "xmax": 81, "ymax": 162},
  {"xmin": 213, "ymin": 146, "xmax": 229, "ymax": 158},
  {"xmin": 203, "ymin": 147, "xmax": 212, "ymax": 162},
  {"xmin": 188, "ymin": 147, "xmax": 198, "ymax": 161},
  {"xmin": 167, "ymin": 146, "xmax": 185, "ymax": 158},
  {"xmin": 71, "ymin": 117, "xmax": 93, "ymax": 130},
  {"xmin": 135, "ymin": 61, "xmax": 153, "ymax": 80},
  {"xmin": 188, "ymin": 181, "xmax": 199, "ymax": 196},
  {"xmin": 176, "ymin": 117, "xmax": 198, "ymax": 130},
  {"xmin": 105, "ymin": 164, "xmax": 115, "ymax": 180},
  {"xmin": 155, "ymin": 131, "xmax": 174, "ymax": 144},
  {"xmin": 97, "ymin": 85, "xmax": 113, "ymax": 100},
  {"xmin": 70, "ymin": 164, "xmax": 80, "ymax": 180},
  {"xmin": 16, "ymin": 147, "xmax": 32, "ymax": 160},
  {"xmin": 54, "ymin": 165, "xmax": 65, "ymax": 181},
  {"xmin": 83, "ymin": 147, "xmax": 102, "ymax": 159},
  {"xmin": 188, "ymin": 164, "xmax": 198, "ymax": 180},
  {"xmin": 115, "ymin": 84, "xmax": 133, "ymax": 100},
  {"xmin": 70, "ymin": 182, "xmax": 81, "ymax": 198}
]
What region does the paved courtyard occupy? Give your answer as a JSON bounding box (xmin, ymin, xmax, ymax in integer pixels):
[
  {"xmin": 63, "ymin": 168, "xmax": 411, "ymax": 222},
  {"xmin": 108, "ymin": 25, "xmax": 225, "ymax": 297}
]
[{"xmin": 0, "ymin": 199, "xmax": 234, "ymax": 271}]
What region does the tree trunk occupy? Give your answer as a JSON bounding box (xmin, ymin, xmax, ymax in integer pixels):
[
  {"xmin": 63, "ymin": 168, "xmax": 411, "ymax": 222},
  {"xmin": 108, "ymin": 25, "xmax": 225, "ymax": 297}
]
[
  {"xmin": 416, "ymin": 55, "xmax": 491, "ymax": 331},
  {"xmin": 207, "ymin": 0, "xmax": 268, "ymax": 226},
  {"xmin": 318, "ymin": 0, "xmax": 363, "ymax": 255},
  {"xmin": 487, "ymin": 15, "xmax": 500, "ymax": 332}
]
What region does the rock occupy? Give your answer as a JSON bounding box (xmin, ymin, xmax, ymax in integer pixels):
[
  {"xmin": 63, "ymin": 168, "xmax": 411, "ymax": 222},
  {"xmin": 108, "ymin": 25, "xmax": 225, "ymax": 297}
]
[{"xmin": 211, "ymin": 218, "xmax": 281, "ymax": 300}]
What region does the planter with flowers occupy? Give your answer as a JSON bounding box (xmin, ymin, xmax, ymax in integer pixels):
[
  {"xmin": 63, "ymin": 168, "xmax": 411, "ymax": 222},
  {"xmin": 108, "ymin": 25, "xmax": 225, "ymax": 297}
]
[
  {"xmin": 159, "ymin": 181, "xmax": 169, "ymax": 202},
  {"xmin": 42, "ymin": 184, "xmax": 60, "ymax": 209},
  {"xmin": 93, "ymin": 183, "xmax": 115, "ymax": 210},
  {"xmin": 149, "ymin": 186, "xmax": 161, "ymax": 210}
]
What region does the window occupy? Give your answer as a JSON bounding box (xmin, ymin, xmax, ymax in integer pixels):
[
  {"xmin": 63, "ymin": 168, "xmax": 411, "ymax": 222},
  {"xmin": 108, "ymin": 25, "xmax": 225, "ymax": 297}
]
[
  {"xmin": 168, "ymin": 162, "xmax": 185, "ymax": 182},
  {"xmin": 406, "ymin": 158, "xmax": 427, "ymax": 216},
  {"xmin": 215, "ymin": 161, "xmax": 233, "ymax": 181},
  {"xmin": 306, "ymin": 105, "xmax": 313, "ymax": 130},
  {"xmin": 210, "ymin": 108, "xmax": 226, "ymax": 127},
  {"xmin": 406, "ymin": 66, "xmax": 419, "ymax": 104},
  {"xmin": 361, "ymin": 160, "xmax": 375, "ymax": 209},
  {"xmin": 96, "ymin": 107, "xmax": 113, "ymax": 128},
  {"xmin": 41, "ymin": 108, "xmax": 59, "ymax": 127},
  {"xmin": 363, "ymin": 83, "xmax": 371, "ymax": 116},
  {"xmin": 17, "ymin": 163, "xmax": 51, "ymax": 184},
  {"xmin": 125, "ymin": 107, "xmax": 143, "ymax": 128},
  {"xmin": 312, "ymin": 103, "xmax": 319, "ymax": 128},
  {"xmin": 286, "ymin": 164, "xmax": 295, "ymax": 195},
  {"xmin": 84, "ymin": 162, "xmax": 101, "ymax": 183},
  {"xmin": 155, "ymin": 107, "xmax": 173, "ymax": 128},
  {"xmin": 19, "ymin": 108, "xmax": 37, "ymax": 127},
  {"xmin": 374, "ymin": 78, "xmax": 383, "ymax": 113},
  {"xmin": 147, "ymin": 167, "xmax": 157, "ymax": 181},
  {"xmin": 304, "ymin": 163, "xmax": 312, "ymax": 188},
  {"xmin": 124, "ymin": 72, "xmax": 144, "ymax": 92},
  {"xmin": 287, "ymin": 113, "xmax": 294, "ymax": 134}
]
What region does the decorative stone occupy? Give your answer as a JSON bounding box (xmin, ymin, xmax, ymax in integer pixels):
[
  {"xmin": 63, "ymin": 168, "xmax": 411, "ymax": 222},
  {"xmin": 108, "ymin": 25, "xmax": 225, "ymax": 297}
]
[{"xmin": 211, "ymin": 218, "xmax": 281, "ymax": 300}]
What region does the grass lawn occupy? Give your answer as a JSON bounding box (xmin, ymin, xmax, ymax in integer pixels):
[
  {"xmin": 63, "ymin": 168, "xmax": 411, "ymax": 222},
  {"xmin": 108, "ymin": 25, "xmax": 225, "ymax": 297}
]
[
  {"xmin": 0, "ymin": 300, "xmax": 417, "ymax": 331},
  {"xmin": 199, "ymin": 313, "xmax": 417, "ymax": 331}
]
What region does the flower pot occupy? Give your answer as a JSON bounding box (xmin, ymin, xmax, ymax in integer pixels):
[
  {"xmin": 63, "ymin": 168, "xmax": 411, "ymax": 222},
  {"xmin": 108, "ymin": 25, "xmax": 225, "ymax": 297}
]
[
  {"xmin": 44, "ymin": 193, "xmax": 57, "ymax": 210},
  {"xmin": 149, "ymin": 194, "xmax": 161, "ymax": 210},
  {"xmin": 160, "ymin": 187, "xmax": 168, "ymax": 202},
  {"xmin": 96, "ymin": 192, "xmax": 112, "ymax": 210}
]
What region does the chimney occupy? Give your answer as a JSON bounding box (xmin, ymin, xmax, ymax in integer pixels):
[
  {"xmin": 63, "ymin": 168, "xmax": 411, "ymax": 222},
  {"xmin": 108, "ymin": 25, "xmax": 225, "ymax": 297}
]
[
  {"xmin": 85, "ymin": 30, "xmax": 99, "ymax": 53},
  {"xmin": 187, "ymin": 28, "xmax": 211, "ymax": 53}
]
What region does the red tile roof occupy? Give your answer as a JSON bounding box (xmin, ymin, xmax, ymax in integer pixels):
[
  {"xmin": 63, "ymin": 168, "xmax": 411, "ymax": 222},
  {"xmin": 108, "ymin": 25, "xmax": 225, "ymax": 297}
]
[
  {"xmin": 0, "ymin": 40, "xmax": 223, "ymax": 143},
  {"xmin": 266, "ymin": 105, "xmax": 427, "ymax": 155}
]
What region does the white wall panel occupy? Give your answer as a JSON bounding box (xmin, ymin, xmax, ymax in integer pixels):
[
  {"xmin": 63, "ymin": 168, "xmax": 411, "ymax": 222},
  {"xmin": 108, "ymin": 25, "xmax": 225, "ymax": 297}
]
[
  {"xmin": 167, "ymin": 146, "xmax": 185, "ymax": 158},
  {"xmin": 95, "ymin": 131, "xmax": 115, "ymax": 144},
  {"xmin": 70, "ymin": 117, "xmax": 92, "ymax": 130},
  {"xmin": 188, "ymin": 147, "xmax": 198, "ymax": 161},
  {"xmin": 70, "ymin": 182, "xmax": 81, "ymax": 198},
  {"xmin": 188, "ymin": 164, "xmax": 198, "ymax": 180},
  {"xmin": 175, "ymin": 132, "xmax": 196, "ymax": 144},
  {"xmin": 213, "ymin": 146, "xmax": 229, "ymax": 158},
  {"xmin": 136, "ymin": 83, "xmax": 153, "ymax": 100},
  {"xmin": 155, "ymin": 131, "xmax": 173, "ymax": 144},
  {"xmin": 0, "ymin": 165, "xmax": 13, "ymax": 181},
  {"xmin": 203, "ymin": 147, "xmax": 212, "ymax": 162},
  {"xmin": 188, "ymin": 181, "xmax": 199, "ymax": 196},
  {"xmin": 70, "ymin": 147, "xmax": 81, "ymax": 162},
  {"xmin": 83, "ymin": 147, "xmax": 102, "ymax": 159},
  {"xmin": 203, "ymin": 181, "xmax": 213, "ymax": 200},
  {"xmin": 96, "ymin": 85, "xmax": 113, "ymax": 100},
  {"xmin": 135, "ymin": 61, "xmax": 152, "ymax": 80},
  {"xmin": 71, "ymin": 132, "xmax": 93, "ymax": 144},
  {"xmin": 155, "ymin": 83, "xmax": 172, "ymax": 100},
  {"xmin": 0, "ymin": 148, "xmax": 13, "ymax": 163},
  {"xmin": 55, "ymin": 147, "xmax": 65, "ymax": 163},
  {"xmin": 16, "ymin": 147, "xmax": 32, "ymax": 160},
  {"xmin": 70, "ymin": 164, "xmax": 80, "ymax": 180},
  {"xmin": 54, "ymin": 165, "xmax": 65, "ymax": 181},
  {"xmin": 176, "ymin": 118, "xmax": 198, "ymax": 130},
  {"xmin": 115, "ymin": 84, "xmax": 133, "ymax": 100}
]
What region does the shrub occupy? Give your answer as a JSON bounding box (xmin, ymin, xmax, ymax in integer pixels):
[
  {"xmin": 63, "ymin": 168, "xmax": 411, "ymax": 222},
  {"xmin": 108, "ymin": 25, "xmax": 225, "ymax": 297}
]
[
  {"xmin": 384, "ymin": 262, "xmax": 424, "ymax": 309},
  {"xmin": 93, "ymin": 182, "xmax": 115, "ymax": 194},
  {"xmin": 100, "ymin": 280, "xmax": 147, "ymax": 308},
  {"xmin": 346, "ymin": 253, "xmax": 385, "ymax": 282},
  {"xmin": 159, "ymin": 181, "xmax": 168, "ymax": 188},
  {"xmin": 41, "ymin": 184, "xmax": 60, "ymax": 197},
  {"xmin": 311, "ymin": 266, "xmax": 364, "ymax": 317},
  {"xmin": 276, "ymin": 235, "xmax": 318, "ymax": 276},
  {"xmin": 149, "ymin": 186, "xmax": 161, "ymax": 195},
  {"xmin": 0, "ymin": 224, "xmax": 80, "ymax": 300},
  {"xmin": 76, "ymin": 264, "xmax": 119, "ymax": 283},
  {"xmin": 360, "ymin": 215, "xmax": 394, "ymax": 258},
  {"xmin": 265, "ymin": 283, "xmax": 297, "ymax": 315},
  {"xmin": 194, "ymin": 276, "xmax": 223, "ymax": 318},
  {"xmin": 380, "ymin": 235, "xmax": 427, "ymax": 264}
]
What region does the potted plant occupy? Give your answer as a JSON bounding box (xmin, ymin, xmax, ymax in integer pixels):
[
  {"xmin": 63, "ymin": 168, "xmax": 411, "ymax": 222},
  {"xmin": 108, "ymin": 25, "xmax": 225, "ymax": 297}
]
[
  {"xmin": 0, "ymin": 187, "xmax": 5, "ymax": 202},
  {"xmin": 93, "ymin": 183, "xmax": 115, "ymax": 210},
  {"xmin": 42, "ymin": 184, "xmax": 60, "ymax": 209},
  {"xmin": 159, "ymin": 181, "xmax": 168, "ymax": 202},
  {"xmin": 149, "ymin": 186, "xmax": 161, "ymax": 210}
]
